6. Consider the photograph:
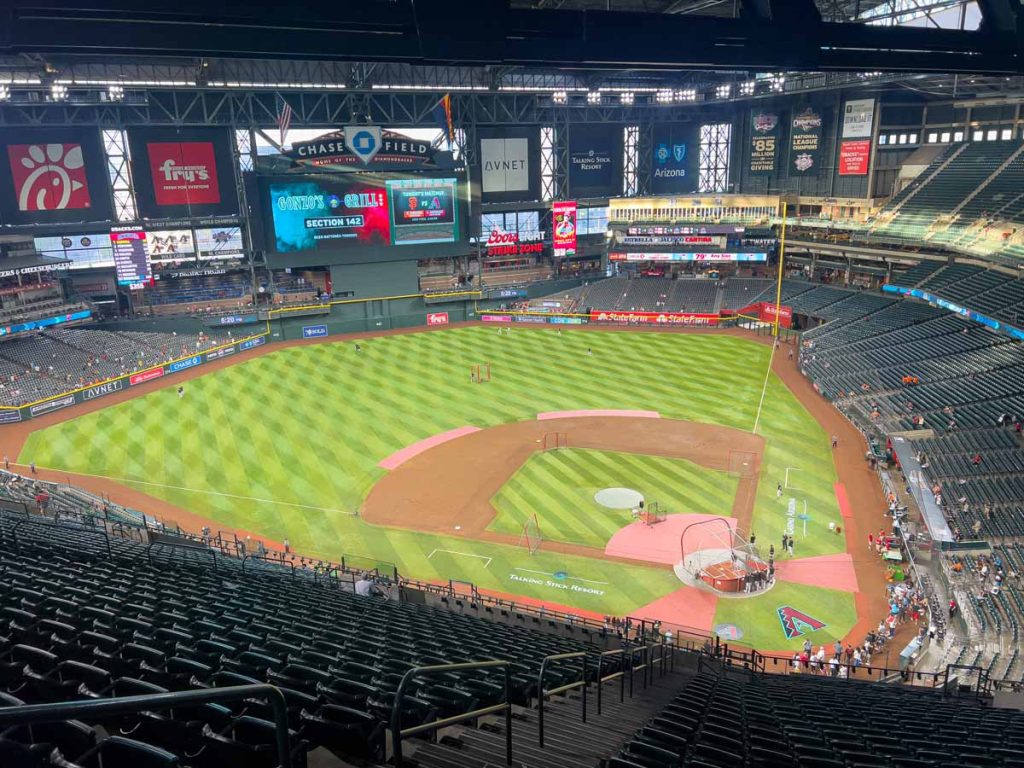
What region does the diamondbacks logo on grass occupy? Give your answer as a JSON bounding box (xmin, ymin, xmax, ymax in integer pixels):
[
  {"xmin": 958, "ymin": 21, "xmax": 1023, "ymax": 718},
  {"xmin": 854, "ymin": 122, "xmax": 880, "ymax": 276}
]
[{"xmin": 777, "ymin": 605, "xmax": 827, "ymax": 639}]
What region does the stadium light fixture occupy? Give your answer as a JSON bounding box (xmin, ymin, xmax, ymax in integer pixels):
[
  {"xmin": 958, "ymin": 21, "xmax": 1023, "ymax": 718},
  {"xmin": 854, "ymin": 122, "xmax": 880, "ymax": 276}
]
[
  {"xmin": 619, "ymin": 91, "xmax": 634, "ymax": 105},
  {"xmin": 107, "ymin": 85, "xmax": 124, "ymax": 101},
  {"xmin": 586, "ymin": 90, "xmax": 601, "ymax": 104},
  {"xmin": 715, "ymin": 84, "xmax": 732, "ymax": 99},
  {"xmin": 0, "ymin": 85, "xmax": 9, "ymax": 101},
  {"xmin": 676, "ymin": 88, "xmax": 697, "ymax": 102},
  {"xmin": 770, "ymin": 74, "xmax": 786, "ymax": 92},
  {"xmin": 552, "ymin": 90, "xmax": 568, "ymax": 104},
  {"xmin": 740, "ymin": 80, "xmax": 756, "ymax": 96},
  {"xmin": 655, "ymin": 89, "xmax": 673, "ymax": 104},
  {"xmin": 49, "ymin": 84, "xmax": 68, "ymax": 101}
]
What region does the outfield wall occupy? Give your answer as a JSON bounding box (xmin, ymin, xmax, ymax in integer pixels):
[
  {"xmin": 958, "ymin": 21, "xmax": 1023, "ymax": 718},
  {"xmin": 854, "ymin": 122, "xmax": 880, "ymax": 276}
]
[
  {"xmin": 1, "ymin": 278, "xmax": 751, "ymax": 423},
  {"xmin": 0, "ymin": 333, "xmax": 268, "ymax": 424}
]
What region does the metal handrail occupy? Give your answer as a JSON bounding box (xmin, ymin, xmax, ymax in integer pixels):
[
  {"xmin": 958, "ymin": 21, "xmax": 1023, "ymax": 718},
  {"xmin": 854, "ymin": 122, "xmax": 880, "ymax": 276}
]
[
  {"xmin": 0, "ymin": 684, "xmax": 292, "ymax": 768},
  {"xmin": 627, "ymin": 642, "xmax": 648, "ymax": 696},
  {"xmin": 537, "ymin": 650, "xmax": 587, "ymax": 748},
  {"xmin": 390, "ymin": 660, "xmax": 512, "ymax": 767},
  {"xmin": 242, "ymin": 553, "xmax": 296, "ymax": 579},
  {"xmin": 596, "ymin": 648, "xmax": 625, "ymax": 715}
]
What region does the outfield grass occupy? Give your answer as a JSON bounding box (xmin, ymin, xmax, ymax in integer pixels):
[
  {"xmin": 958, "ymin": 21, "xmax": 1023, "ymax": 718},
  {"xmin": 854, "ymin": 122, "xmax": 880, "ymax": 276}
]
[
  {"xmin": 712, "ymin": 580, "xmax": 858, "ymax": 652},
  {"xmin": 489, "ymin": 448, "xmax": 739, "ymax": 548},
  {"xmin": 21, "ymin": 326, "xmax": 849, "ymax": 629}
]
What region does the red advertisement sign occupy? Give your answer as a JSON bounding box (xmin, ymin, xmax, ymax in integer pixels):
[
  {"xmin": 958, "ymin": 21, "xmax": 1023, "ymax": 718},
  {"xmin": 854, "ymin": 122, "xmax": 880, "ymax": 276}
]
[
  {"xmin": 485, "ymin": 229, "xmax": 544, "ymax": 256},
  {"xmin": 757, "ymin": 302, "xmax": 793, "ymax": 328},
  {"xmin": 481, "ymin": 314, "xmax": 513, "ymax": 323},
  {"xmin": 7, "ymin": 143, "xmax": 92, "ymax": 211},
  {"xmin": 552, "ymin": 200, "xmax": 577, "ymax": 255},
  {"xmin": 589, "ymin": 310, "xmax": 720, "ymax": 326},
  {"xmin": 838, "ymin": 140, "xmax": 871, "ymax": 176},
  {"xmin": 129, "ymin": 367, "xmax": 165, "ymax": 386},
  {"xmin": 146, "ymin": 142, "xmax": 221, "ymax": 206},
  {"xmin": 426, "ymin": 312, "xmax": 450, "ymax": 326}
]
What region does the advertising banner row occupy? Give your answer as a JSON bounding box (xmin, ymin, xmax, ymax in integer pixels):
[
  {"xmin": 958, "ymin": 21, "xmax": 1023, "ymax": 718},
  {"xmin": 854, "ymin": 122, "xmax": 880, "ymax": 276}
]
[
  {"xmin": 883, "ymin": 284, "xmax": 1024, "ymax": 341},
  {"xmin": 746, "ymin": 98, "xmax": 874, "ymax": 178},
  {"xmin": 0, "ymin": 126, "xmax": 239, "ymax": 227},
  {"xmin": 0, "ymin": 334, "xmax": 268, "ymax": 424}
]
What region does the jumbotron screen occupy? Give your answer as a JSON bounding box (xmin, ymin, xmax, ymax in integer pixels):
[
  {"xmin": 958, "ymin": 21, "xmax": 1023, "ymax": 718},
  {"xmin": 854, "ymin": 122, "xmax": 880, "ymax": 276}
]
[
  {"xmin": 386, "ymin": 178, "xmax": 458, "ymax": 245},
  {"xmin": 265, "ymin": 174, "xmax": 460, "ymax": 254},
  {"xmin": 268, "ymin": 177, "xmax": 391, "ymax": 253}
]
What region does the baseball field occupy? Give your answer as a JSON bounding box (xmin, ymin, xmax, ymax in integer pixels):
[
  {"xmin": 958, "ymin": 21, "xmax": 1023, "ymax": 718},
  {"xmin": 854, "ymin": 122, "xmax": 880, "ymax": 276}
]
[{"xmin": 19, "ymin": 325, "xmax": 868, "ymax": 650}]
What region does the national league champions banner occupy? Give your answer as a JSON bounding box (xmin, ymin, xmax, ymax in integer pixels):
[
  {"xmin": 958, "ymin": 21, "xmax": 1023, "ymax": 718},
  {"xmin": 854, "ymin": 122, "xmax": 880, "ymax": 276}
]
[
  {"xmin": 567, "ymin": 124, "xmax": 622, "ymax": 197},
  {"xmin": 789, "ymin": 107, "xmax": 826, "ymax": 177},
  {"xmin": 552, "ymin": 200, "xmax": 577, "ymax": 256},
  {"xmin": 748, "ymin": 111, "xmax": 782, "ymax": 176},
  {"xmin": 127, "ymin": 126, "xmax": 239, "ymax": 219},
  {"xmin": 651, "ymin": 124, "xmax": 699, "ymax": 194}
]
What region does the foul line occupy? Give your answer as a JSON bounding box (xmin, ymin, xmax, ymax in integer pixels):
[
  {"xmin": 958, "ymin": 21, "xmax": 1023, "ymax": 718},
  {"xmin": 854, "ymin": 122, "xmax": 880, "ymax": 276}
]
[
  {"xmin": 428, "ymin": 549, "xmax": 492, "ymax": 567},
  {"xmin": 514, "ymin": 567, "xmax": 608, "ymax": 585},
  {"xmin": 751, "ymin": 340, "xmax": 777, "ymax": 435},
  {"xmin": 26, "ymin": 464, "xmax": 357, "ymax": 516}
]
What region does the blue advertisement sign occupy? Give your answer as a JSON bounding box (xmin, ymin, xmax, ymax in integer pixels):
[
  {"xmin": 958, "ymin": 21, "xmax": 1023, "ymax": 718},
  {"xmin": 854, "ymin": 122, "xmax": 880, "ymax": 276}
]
[
  {"xmin": 216, "ymin": 314, "xmax": 259, "ymax": 326},
  {"xmin": 0, "ymin": 310, "xmax": 92, "ymax": 337},
  {"xmin": 652, "ymin": 124, "xmax": 699, "ymax": 194},
  {"xmin": 240, "ymin": 336, "xmax": 267, "ymax": 351},
  {"xmin": 302, "ymin": 324, "xmax": 328, "ymax": 338},
  {"xmin": 168, "ymin": 355, "xmax": 202, "ymax": 373},
  {"xmin": 885, "ymin": 283, "xmax": 1024, "ymax": 341}
]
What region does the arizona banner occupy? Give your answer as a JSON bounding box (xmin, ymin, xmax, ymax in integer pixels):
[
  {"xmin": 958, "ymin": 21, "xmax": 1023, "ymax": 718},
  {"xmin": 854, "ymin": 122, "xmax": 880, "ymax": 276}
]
[
  {"xmin": 789, "ymin": 107, "xmax": 825, "ymax": 177},
  {"xmin": 651, "ymin": 124, "xmax": 699, "ymax": 194},
  {"xmin": 749, "ymin": 111, "xmax": 782, "ymax": 176}
]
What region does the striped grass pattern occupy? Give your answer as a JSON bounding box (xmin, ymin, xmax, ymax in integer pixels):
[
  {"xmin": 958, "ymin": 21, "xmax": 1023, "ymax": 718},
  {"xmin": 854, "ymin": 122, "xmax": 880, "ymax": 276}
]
[
  {"xmin": 21, "ymin": 327, "xmax": 851, "ymax": 633},
  {"xmin": 490, "ymin": 448, "xmax": 740, "ymax": 548}
]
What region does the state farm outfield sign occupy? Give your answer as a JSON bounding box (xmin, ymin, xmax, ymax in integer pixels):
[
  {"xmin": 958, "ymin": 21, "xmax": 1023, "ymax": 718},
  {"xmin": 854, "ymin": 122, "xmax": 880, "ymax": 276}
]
[
  {"xmin": 589, "ymin": 310, "xmax": 720, "ymax": 326},
  {"xmin": 4, "ymin": 335, "xmax": 270, "ymax": 424}
]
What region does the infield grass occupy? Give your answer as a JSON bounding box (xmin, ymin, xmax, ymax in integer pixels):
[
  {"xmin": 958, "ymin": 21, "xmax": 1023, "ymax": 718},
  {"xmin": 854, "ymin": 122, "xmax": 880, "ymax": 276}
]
[
  {"xmin": 489, "ymin": 448, "xmax": 739, "ymax": 548},
  {"xmin": 21, "ymin": 326, "xmax": 852, "ymax": 631}
]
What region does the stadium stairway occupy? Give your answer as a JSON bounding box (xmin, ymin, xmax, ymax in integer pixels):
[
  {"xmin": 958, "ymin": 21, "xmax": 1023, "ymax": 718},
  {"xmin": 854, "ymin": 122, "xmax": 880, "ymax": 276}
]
[{"xmin": 406, "ymin": 662, "xmax": 696, "ymax": 768}]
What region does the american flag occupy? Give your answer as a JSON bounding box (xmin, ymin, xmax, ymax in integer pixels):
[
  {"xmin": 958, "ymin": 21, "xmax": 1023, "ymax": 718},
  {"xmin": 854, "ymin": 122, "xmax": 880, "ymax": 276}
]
[{"xmin": 276, "ymin": 95, "xmax": 293, "ymax": 150}]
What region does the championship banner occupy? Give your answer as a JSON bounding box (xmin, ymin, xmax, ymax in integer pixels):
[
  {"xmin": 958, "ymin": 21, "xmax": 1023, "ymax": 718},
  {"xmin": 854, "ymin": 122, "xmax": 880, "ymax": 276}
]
[
  {"xmin": 842, "ymin": 99, "xmax": 875, "ymax": 139},
  {"xmin": 475, "ymin": 126, "xmax": 541, "ymax": 204},
  {"xmin": 749, "ymin": 111, "xmax": 782, "ymax": 176},
  {"xmin": 651, "ymin": 124, "xmax": 699, "ymax": 194},
  {"xmin": 0, "ymin": 127, "xmax": 113, "ymax": 226},
  {"xmin": 552, "ymin": 200, "xmax": 577, "ymax": 256},
  {"xmin": 589, "ymin": 310, "xmax": 719, "ymax": 326},
  {"xmin": 839, "ymin": 140, "xmax": 871, "ymax": 176},
  {"xmin": 789, "ymin": 107, "xmax": 825, "ymax": 177},
  {"xmin": 567, "ymin": 124, "xmax": 623, "ymax": 197},
  {"xmin": 127, "ymin": 127, "xmax": 239, "ymax": 219}
]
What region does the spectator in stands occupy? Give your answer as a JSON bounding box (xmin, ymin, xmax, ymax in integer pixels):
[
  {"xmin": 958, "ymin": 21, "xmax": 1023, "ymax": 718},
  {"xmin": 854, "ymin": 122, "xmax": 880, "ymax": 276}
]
[
  {"xmin": 355, "ymin": 573, "xmax": 379, "ymax": 597},
  {"xmin": 972, "ymin": 452, "xmax": 982, "ymax": 466}
]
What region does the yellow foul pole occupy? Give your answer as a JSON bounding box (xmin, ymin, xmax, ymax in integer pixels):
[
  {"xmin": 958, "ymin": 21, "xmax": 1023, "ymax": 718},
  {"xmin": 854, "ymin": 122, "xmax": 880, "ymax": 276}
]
[{"xmin": 773, "ymin": 201, "xmax": 787, "ymax": 338}]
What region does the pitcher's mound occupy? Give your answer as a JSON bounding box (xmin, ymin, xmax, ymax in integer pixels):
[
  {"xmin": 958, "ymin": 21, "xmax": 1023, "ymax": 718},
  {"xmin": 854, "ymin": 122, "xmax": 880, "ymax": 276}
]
[{"xmin": 594, "ymin": 487, "xmax": 644, "ymax": 509}]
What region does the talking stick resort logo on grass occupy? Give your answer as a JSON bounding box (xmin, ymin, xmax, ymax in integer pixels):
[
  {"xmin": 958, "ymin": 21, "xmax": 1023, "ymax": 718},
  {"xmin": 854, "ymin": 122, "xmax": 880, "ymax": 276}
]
[{"xmin": 777, "ymin": 605, "xmax": 827, "ymax": 639}]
